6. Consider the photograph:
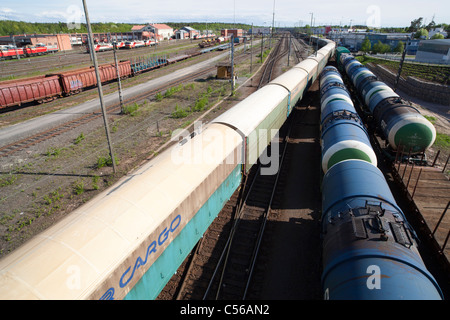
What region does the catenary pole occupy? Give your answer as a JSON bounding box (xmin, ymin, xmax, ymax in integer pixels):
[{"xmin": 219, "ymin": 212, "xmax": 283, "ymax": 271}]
[
  {"xmin": 82, "ymin": 0, "xmax": 117, "ymax": 173},
  {"xmin": 113, "ymin": 42, "xmax": 124, "ymax": 113}
]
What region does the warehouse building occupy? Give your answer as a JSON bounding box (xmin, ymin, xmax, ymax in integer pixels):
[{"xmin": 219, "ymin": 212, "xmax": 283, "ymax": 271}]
[
  {"xmin": 221, "ymin": 29, "xmax": 243, "ymax": 38},
  {"xmin": 415, "ymin": 39, "xmax": 450, "ymax": 64},
  {"xmin": 175, "ymin": 26, "xmax": 200, "ymax": 39},
  {"xmin": 328, "ymin": 31, "xmax": 421, "ymax": 55},
  {"xmin": 248, "ymin": 27, "xmax": 271, "ymax": 35},
  {"xmin": 131, "ymin": 24, "xmax": 174, "ymax": 40},
  {"xmin": 0, "ymin": 34, "xmax": 72, "ymax": 51}
]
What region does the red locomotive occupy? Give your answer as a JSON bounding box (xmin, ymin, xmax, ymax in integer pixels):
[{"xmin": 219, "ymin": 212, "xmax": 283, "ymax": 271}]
[{"xmin": 0, "ymin": 43, "xmax": 59, "ymax": 60}]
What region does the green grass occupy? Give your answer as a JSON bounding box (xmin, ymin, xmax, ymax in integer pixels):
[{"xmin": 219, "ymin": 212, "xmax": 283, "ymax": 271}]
[
  {"xmin": 96, "ymin": 154, "xmax": 118, "ymax": 169},
  {"xmin": 170, "ymin": 104, "xmax": 190, "ymax": 118},
  {"xmin": 122, "ymin": 102, "xmax": 140, "ymax": 116},
  {"xmin": 434, "ymin": 133, "xmax": 450, "ymax": 150},
  {"xmin": 423, "ymin": 115, "xmax": 436, "ymax": 124}
]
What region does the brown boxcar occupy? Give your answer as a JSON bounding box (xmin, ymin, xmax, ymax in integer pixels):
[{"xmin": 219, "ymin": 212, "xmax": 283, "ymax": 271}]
[
  {"xmin": 57, "ymin": 61, "xmax": 132, "ymax": 95},
  {"xmin": 99, "ymin": 61, "xmax": 132, "ymax": 82},
  {"xmin": 0, "ymin": 75, "xmax": 62, "ymax": 108},
  {"xmin": 56, "ymin": 66, "xmax": 98, "ymax": 95}
]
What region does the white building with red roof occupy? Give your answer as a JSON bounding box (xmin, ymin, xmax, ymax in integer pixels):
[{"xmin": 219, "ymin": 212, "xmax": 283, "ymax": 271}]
[{"xmin": 131, "ymin": 24, "xmax": 174, "ymax": 40}]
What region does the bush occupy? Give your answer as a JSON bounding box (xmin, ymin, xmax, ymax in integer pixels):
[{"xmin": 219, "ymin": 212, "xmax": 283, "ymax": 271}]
[
  {"xmin": 361, "ymin": 37, "xmax": 371, "ymax": 53},
  {"xmin": 74, "ymin": 133, "xmax": 85, "ymax": 144},
  {"xmin": 193, "ymin": 96, "xmax": 209, "ymax": 112},
  {"xmin": 164, "ymin": 85, "xmax": 183, "ymax": 98},
  {"xmin": 96, "ymin": 154, "xmax": 118, "ymax": 169},
  {"xmin": 170, "ymin": 104, "xmax": 189, "ymax": 118},
  {"xmin": 372, "ymin": 40, "xmax": 391, "ymax": 54},
  {"xmin": 73, "ymin": 181, "xmax": 84, "ymax": 195},
  {"xmin": 122, "ymin": 102, "xmax": 139, "ymax": 115}
]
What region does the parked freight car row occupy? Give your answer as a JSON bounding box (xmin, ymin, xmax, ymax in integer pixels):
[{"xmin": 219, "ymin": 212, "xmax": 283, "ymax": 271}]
[
  {"xmin": 0, "ymin": 50, "xmax": 204, "ymax": 109},
  {"xmin": 0, "ymin": 38, "xmax": 248, "ymax": 110},
  {"xmin": 319, "ymin": 65, "xmax": 443, "ymax": 300},
  {"xmin": 0, "ymin": 61, "xmax": 133, "ymax": 108}
]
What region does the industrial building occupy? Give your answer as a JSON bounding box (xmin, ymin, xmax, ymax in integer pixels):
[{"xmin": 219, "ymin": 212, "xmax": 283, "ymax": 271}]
[
  {"xmin": 131, "ymin": 24, "xmax": 174, "ymax": 40},
  {"xmin": 328, "ymin": 31, "xmax": 421, "ymax": 54},
  {"xmin": 248, "ymin": 27, "xmax": 272, "ymax": 35},
  {"xmin": 0, "ymin": 33, "xmax": 72, "ymax": 51},
  {"xmin": 221, "ymin": 29, "xmax": 243, "ymax": 38},
  {"xmin": 175, "ymin": 26, "xmax": 200, "ymax": 39},
  {"xmin": 415, "ymin": 39, "xmax": 450, "ymax": 64}
]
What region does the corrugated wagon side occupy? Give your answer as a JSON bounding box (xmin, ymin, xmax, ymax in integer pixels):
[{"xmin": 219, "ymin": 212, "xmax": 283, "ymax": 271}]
[
  {"xmin": 56, "ymin": 67, "xmax": 98, "ymax": 95},
  {"xmin": 56, "ymin": 61, "xmax": 132, "ymax": 95},
  {"xmin": 0, "ymin": 75, "xmax": 63, "ymax": 108},
  {"xmin": 98, "ymin": 61, "xmax": 132, "ymax": 81}
]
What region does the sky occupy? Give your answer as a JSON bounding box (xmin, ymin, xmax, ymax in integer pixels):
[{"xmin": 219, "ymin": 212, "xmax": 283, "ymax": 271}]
[{"xmin": 1, "ymin": 0, "xmax": 449, "ymax": 28}]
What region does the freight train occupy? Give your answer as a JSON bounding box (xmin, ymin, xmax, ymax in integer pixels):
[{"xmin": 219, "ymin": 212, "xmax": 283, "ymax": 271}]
[
  {"xmin": 319, "ymin": 66, "xmax": 443, "ymax": 299},
  {"xmin": 337, "ymin": 49, "xmax": 436, "ymax": 156},
  {"xmin": 0, "ymin": 37, "xmax": 336, "ymax": 300},
  {"xmin": 0, "ymin": 38, "xmax": 242, "ymax": 110},
  {"xmin": 0, "ymin": 54, "xmax": 192, "ymax": 109}
]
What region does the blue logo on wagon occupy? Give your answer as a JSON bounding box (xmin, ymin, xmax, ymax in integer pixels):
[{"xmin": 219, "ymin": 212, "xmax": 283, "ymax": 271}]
[
  {"xmin": 69, "ymin": 79, "xmax": 83, "ymax": 90},
  {"xmin": 99, "ymin": 214, "xmax": 182, "ymax": 300}
]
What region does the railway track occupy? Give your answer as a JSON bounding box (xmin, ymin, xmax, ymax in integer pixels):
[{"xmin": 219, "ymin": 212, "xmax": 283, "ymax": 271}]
[
  {"xmin": 257, "ymin": 34, "xmax": 289, "ymax": 89},
  {"xmin": 163, "ymin": 104, "xmax": 297, "ymax": 300},
  {"xmin": 156, "ymin": 36, "xmax": 314, "ymax": 301},
  {"xmin": 0, "ymin": 36, "xmax": 274, "ymax": 157},
  {"xmin": 291, "ymin": 37, "xmax": 312, "ymax": 63},
  {"xmin": 0, "ymin": 66, "xmax": 216, "ymax": 157},
  {"xmin": 0, "ymin": 40, "xmax": 200, "ymax": 78}
]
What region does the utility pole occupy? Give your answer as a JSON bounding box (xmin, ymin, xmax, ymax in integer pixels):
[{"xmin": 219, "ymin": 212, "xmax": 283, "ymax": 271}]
[
  {"xmin": 250, "ymin": 23, "xmax": 253, "ymax": 74},
  {"xmin": 394, "ymin": 35, "xmax": 410, "ymax": 92},
  {"xmin": 231, "ymin": 34, "xmax": 235, "ymax": 94},
  {"xmin": 260, "ymin": 33, "xmax": 264, "ymax": 63},
  {"xmin": 82, "ymin": 0, "xmax": 117, "ymax": 173},
  {"xmin": 11, "ymin": 34, "xmax": 20, "ymax": 60},
  {"xmin": 270, "ymin": 0, "xmax": 276, "ymax": 50},
  {"xmin": 309, "ymin": 12, "xmax": 313, "ymax": 46},
  {"xmin": 113, "ymin": 42, "xmax": 124, "ymax": 113},
  {"xmin": 288, "ymin": 33, "xmax": 291, "ymax": 66}
]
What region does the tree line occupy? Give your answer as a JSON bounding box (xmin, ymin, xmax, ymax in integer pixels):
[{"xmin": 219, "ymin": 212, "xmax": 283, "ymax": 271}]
[
  {"xmin": 360, "ymin": 37, "xmax": 405, "ymax": 54},
  {"xmin": 0, "ymin": 20, "xmax": 254, "ymax": 36},
  {"xmin": 0, "ymin": 20, "xmax": 137, "ymax": 36}
]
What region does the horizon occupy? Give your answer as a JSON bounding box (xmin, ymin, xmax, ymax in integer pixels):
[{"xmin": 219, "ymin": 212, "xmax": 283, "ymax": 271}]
[
  {"xmin": 1, "ymin": 19, "xmax": 448, "ymax": 31},
  {"xmin": 1, "ymin": 1, "xmax": 449, "ymax": 29}
]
